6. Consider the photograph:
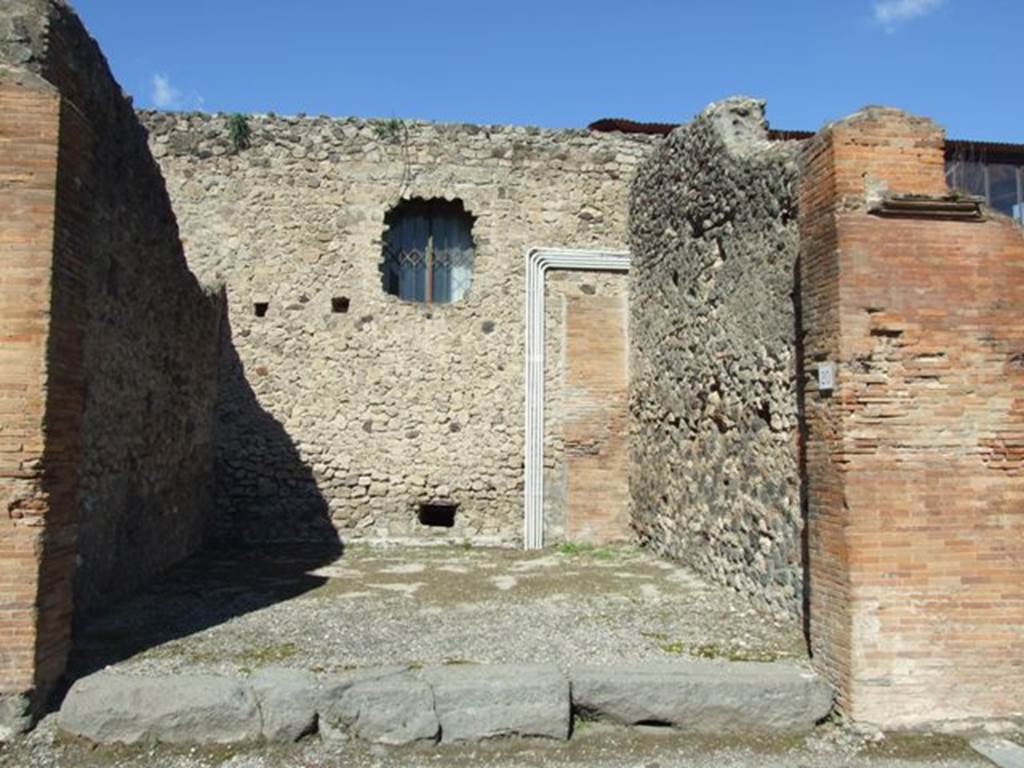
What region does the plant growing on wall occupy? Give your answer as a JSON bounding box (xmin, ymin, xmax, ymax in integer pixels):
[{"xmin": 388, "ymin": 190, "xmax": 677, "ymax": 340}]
[
  {"xmin": 373, "ymin": 117, "xmax": 404, "ymax": 143},
  {"xmin": 227, "ymin": 113, "xmax": 252, "ymax": 152}
]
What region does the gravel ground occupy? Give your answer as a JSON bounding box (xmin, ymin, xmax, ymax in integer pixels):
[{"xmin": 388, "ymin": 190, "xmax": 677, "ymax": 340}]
[
  {"xmin": 7, "ymin": 546, "xmax": 1016, "ymax": 766},
  {"xmin": 0, "ymin": 716, "xmax": 996, "ymax": 768},
  {"xmin": 68, "ymin": 543, "xmax": 808, "ymax": 678}
]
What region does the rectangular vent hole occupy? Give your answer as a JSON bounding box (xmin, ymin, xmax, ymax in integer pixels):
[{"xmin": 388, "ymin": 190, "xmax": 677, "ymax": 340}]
[
  {"xmin": 332, "ymin": 296, "xmax": 351, "ymax": 314},
  {"xmin": 418, "ymin": 502, "xmax": 457, "ymax": 528},
  {"xmin": 254, "ymin": 302, "xmax": 269, "ymax": 318}
]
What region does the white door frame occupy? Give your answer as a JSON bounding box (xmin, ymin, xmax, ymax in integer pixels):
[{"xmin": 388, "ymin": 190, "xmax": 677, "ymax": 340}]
[{"xmin": 523, "ymin": 247, "xmax": 632, "ymax": 550}]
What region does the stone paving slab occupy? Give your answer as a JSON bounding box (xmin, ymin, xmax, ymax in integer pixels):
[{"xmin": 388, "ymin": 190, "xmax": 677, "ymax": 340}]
[{"xmin": 971, "ymin": 737, "xmax": 1024, "ymax": 768}]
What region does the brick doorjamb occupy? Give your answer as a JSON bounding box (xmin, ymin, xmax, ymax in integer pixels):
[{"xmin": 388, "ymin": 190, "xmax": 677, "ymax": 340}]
[{"xmin": 523, "ymin": 248, "xmax": 631, "ymax": 549}]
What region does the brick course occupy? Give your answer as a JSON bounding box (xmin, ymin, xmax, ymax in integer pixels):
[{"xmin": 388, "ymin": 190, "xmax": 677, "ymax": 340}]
[
  {"xmin": 563, "ymin": 293, "xmax": 631, "ymax": 543},
  {"xmin": 0, "ymin": 77, "xmax": 61, "ymax": 710},
  {"xmin": 799, "ymin": 107, "xmax": 1024, "ymax": 726},
  {"xmin": 1, "ymin": 0, "xmax": 223, "ymax": 728}
]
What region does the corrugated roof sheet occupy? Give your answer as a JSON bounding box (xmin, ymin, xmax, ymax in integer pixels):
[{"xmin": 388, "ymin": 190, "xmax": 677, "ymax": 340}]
[{"xmin": 587, "ymin": 118, "xmax": 1024, "ymax": 159}]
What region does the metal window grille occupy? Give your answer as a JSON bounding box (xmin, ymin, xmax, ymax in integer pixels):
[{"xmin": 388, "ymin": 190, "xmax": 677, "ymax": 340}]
[{"xmin": 382, "ymin": 199, "xmax": 475, "ymax": 303}]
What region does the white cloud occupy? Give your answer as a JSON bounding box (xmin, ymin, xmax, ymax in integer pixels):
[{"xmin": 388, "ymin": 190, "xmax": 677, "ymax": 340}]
[
  {"xmin": 151, "ymin": 73, "xmax": 182, "ymax": 109},
  {"xmin": 874, "ymin": 0, "xmax": 945, "ymax": 30},
  {"xmin": 149, "ymin": 74, "xmax": 205, "ymax": 111}
]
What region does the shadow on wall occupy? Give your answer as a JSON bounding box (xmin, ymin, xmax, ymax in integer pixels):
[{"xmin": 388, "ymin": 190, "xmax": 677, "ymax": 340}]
[
  {"xmin": 212, "ymin": 315, "xmax": 342, "ymax": 545},
  {"xmin": 65, "ymin": 317, "xmax": 342, "ymax": 685},
  {"xmin": 792, "ymin": 260, "xmax": 812, "ymax": 654}
]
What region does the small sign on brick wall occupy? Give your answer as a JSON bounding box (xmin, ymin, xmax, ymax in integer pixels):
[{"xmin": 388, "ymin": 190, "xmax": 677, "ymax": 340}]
[{"xmin": 817, "ymin": 362, "xmax": 836, "ymax": 393}]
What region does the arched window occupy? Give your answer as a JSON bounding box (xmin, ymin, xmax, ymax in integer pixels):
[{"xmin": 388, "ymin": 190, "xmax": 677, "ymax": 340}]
[{"xmin": 381, "ymin": 198, "xmax": 475, "ymax": 303}]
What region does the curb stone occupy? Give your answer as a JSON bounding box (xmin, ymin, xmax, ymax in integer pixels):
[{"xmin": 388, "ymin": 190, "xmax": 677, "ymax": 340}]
[
  {"xmin": 330, "ymin": 674, "xmax": 438, "ymax": 746},
  {"xmin": 57, "ymin": 672, "xmax": 261, "ymax": 745},
  {"xmin": 570, "ymin": 660, "xmax": 833, "ymax": 732},
  {"xmin": 250, "ymin": 667, "xmax": 318, "ymax": 742},
  {"xmin": 425, "ymin": 663, "xmax": 570, "ymax": 743},
  {"xmin": 56, "ymin": 661, "xmax": 833, "ymax": 746}
]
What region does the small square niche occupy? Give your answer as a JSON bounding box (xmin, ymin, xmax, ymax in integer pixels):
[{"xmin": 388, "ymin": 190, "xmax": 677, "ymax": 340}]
[
  {"xmin": 253, "ymin": 301, "xmax": 269, "ymax": 318},
  {"xmin": 331, "ymin": 296, "xmax": 351, "ymax": 314},
  {"xmin": 418, "ymin": 502, "xmax": 457, "ymax": 528}
]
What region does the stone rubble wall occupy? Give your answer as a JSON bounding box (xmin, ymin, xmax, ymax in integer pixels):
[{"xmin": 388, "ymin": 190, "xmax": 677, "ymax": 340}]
[
  {"xmin": 628, "ymin": 98, "xmax": 804, "ymax": 616},
  {"xmin": 0, "ymin": 0, "xmax": 223, "ymax": 720},
  {"xmin": 139, "ymin": 111, "xmax": 655, "ymax": 544},
  {"xmin": 35, "ymin": 1, "xmax": 225, "ymax": 624}
]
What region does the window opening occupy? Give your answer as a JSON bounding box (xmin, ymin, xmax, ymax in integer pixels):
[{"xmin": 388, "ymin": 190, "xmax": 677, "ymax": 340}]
[
  {"xmin": 382, "ymin": 198, "xmax": 475, "ymax": 303},
  {"xmin": 946, "ymin": 152, "xmax": 1024, "ymax": 223}
]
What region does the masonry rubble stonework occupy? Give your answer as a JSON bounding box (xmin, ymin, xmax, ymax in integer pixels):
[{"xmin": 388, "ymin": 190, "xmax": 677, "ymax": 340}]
[
  {"xmin": 628, "ymin": 98, "xmax": 804, "ymax": 618},
  {"xmin": 137, "ymin": 110, "xmax": 654, "ymax": 545},
  {"xmin": 1, "ymin": 0, "xmax": 1023, "ymax": 740},
  {"xmin": 628, "ymin": 100, "xmax": 1024, "ymax": 724}
]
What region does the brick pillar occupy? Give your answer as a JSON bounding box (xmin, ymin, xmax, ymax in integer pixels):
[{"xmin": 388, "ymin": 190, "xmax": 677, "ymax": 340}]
[
  {"xmin": 799, "ymin": 107, "xmax": 1024, "ymax": 726},
  {"xmin": 0, "ymin": 74, "xmax": 88, "ymax": 727}
]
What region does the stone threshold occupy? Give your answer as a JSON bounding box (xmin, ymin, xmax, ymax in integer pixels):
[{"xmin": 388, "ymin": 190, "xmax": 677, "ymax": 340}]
[{"xmin": 57, "ymin": 660, "xmax": 833, "ymax": 747}]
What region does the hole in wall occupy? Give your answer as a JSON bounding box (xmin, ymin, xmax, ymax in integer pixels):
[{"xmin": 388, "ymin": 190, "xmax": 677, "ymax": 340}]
[
  {"xmin": 331, "ymin": 296, "xmax": 351, "ymax": 314},
  {"xmin": 671, "ymin": 270, "xmax": 679, "ymax": 287},
  {"xmin": 418, "ymin": 502, "xmax": 457, "ymax": 528},
  {"xmin": 254, "ymin": 302, "xmax": 269, "ymax": 318},
  {"xmin": 870, "ymin": 327, "xmax": 903, "ymax": 338}
]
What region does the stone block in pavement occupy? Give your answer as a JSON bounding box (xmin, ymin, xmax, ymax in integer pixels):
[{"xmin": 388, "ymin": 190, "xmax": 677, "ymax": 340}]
[
  {"xmin": 424, "ymin": 663, "xmax": 570, "ymax": 743},
  {"xmin": 570, "ymin": 661, "xmax": 832, "ymax": 732},
  {"xmin": 57, "ymin": 672, "xmax": 261, "ymax": 744},
  {"xmin": 249, "ymin": 667, "xmax": 318, "ymax": 742},
  {"xmin": 317, "ymin": 664, "xmax": 409, "ymax": 710},
  {"xmin": 0, "ymin": 693, "xmax": 32, "ymax": 741},
  {"xmin": 321, "ymin": 670, "xmax": 438, "ymax": 746}
]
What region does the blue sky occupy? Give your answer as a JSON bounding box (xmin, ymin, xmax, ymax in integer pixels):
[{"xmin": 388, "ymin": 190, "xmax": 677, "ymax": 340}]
[{"xmin": 73, "ymin": 0, "xmax": 1022, "ymax": 142}]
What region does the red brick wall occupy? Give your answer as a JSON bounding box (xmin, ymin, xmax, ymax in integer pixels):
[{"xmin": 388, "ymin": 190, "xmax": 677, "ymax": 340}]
[
  {"xmin": 800, "ymin": 107, "xmax": 1024, "ymax": 726},
  {"xmin": 798, "ymin": 128, "xmax": 852, "ymax": 706},
  {"xmin": 34, "ymin": 93, "xmax": 90, "ymax": 707},
  {"xmin": 0, "ymin": 78, "xmax": 60, "ymax": 701},
  {"xmin": 563, "ymin": 294, "xmax": 631, "ymax": 543},
  {"xmin": 1, "ymin": 4, "xmax": 223, "ymax": 726},
  {"xmin": 0, "ymin": 75, "xmax": 88, "ymax": 712}
]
